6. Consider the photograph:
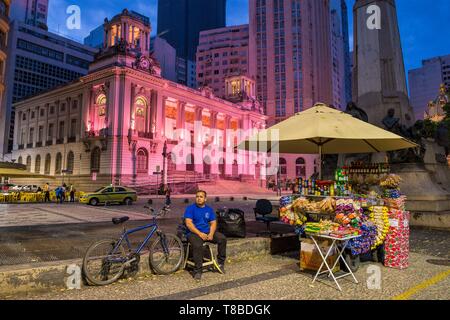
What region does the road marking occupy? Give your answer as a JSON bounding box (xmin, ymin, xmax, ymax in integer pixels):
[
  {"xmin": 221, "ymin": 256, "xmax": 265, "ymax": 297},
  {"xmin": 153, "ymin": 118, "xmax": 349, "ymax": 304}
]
[{"xmin": 392, "ymin": 269, "xmax": 450, "ymax": 300}]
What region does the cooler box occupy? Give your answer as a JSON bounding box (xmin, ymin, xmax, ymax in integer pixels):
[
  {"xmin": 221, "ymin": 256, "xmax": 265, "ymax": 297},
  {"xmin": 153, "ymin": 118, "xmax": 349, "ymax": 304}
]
[{"xmin": 300, "ymin": 239, "xmax": 340, "ymax": 273}]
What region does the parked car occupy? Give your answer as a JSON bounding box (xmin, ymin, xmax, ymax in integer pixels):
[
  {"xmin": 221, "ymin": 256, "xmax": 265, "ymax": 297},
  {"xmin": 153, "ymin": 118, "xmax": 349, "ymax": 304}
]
[
  {"xmin": 0, "ymin": 184, "xmax": 15, "ymax": 192},
  {"xmin": 79, "ymin": 186, "xmax": 137, "ymax": 206},
  {"xmin": 21, "ymin": 185, "xmax": 39, "ymax": 192},
  {"xmin": 10, "ymin": 185, "xmax": 23, "ymax": 192}
]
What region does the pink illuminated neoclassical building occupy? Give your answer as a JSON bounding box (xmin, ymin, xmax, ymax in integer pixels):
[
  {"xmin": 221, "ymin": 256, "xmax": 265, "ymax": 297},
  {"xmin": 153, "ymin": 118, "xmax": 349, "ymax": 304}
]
[{"xmin": 10, "ymin": 10, "xmax": 268, "ymax": 191}]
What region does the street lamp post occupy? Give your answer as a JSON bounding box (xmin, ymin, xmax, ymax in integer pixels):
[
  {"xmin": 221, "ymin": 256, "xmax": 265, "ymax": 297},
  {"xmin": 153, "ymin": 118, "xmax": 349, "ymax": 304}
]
[{"xmin": 162, "ymin": 140, "xmax": 168, "ymax": 193}]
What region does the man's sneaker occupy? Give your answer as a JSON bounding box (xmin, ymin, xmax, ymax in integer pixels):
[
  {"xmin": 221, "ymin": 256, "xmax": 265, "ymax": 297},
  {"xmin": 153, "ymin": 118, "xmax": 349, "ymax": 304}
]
[
  {"xmin": 218, "ymin": 264, "xmax": 225, "ymax": 274},
  {"xmin": 193, "ymin": 273, "xmax": 202, "ymax": 281}
]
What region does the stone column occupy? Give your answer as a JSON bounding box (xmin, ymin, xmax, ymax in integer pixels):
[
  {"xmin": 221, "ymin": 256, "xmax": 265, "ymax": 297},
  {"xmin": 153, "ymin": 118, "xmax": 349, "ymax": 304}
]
[
  {"xmin": 65, "ymin": 97, "xmax": 71, "ymax": 143},
  {"xmin": 13, "ymin": 110, "xmax": 20, "ymax": 148},
  {"xmin": 34, "ymin": 106, "xmax": 39, "ymax": 146},
  {"xmin": 149, "ymin": 90, "xmax": 158, "ymax": 138},
  {"xmin": 43, "ymin": 103, "xmax": 49, "ymax": 145},
  {"xmin": 176, "ymin": 101, "xmax": 186, "ymax": 133},
  {"xmin": 77, "ymin": 93, "xmax": 83, "ymax": 141},
  {"xmin": 159, "ymin": 95, "xmax": 167, "ymax": 139},
  {"xmin": 54, "ymin": 100, "xmax": 60, "ymax": 144},
  {"xmin": 130, "ymin": 83, "xmax": 137, "ymax": 132},
  {"xmin": 195, "ymin": 106, "xmax": 203, "ymax": 144},
  {"xmin": 210, "ymin": 110, "xmax": 218, "ymax": 137}
]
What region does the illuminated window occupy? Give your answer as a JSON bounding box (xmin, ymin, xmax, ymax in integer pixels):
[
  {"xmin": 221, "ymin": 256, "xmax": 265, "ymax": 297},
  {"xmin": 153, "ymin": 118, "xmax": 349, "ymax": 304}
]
[
  {"xmin": 135, "ymin": 97, "xmax": 146, "ymax": 117},
  {"xmin": 96, "ymin": 94, "xmax": 106, "ymax": 105},
  {"xmin": 231, "ymin": 80, "xmax": 240, "ymax": 95},
  {"xmin": 96, "ymin": 94, "xmax": 106, "ymax": 116}
]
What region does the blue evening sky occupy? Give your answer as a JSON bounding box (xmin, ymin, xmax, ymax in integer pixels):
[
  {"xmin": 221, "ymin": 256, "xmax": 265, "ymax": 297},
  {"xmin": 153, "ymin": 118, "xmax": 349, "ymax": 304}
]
[{"xmin": 48, "ymin": 0, "xmax": 450, "ymax": 77}]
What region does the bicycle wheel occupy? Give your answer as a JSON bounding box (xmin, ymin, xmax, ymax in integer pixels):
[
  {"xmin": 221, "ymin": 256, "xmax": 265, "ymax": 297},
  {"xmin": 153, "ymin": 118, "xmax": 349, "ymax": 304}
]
[
  {"xmin": 82, "ymin": 239, "xmax": 127, "ymax": 286},
  {"xmin": 149, "ymin": 233, "xmax": 184, "ymax": 275}
]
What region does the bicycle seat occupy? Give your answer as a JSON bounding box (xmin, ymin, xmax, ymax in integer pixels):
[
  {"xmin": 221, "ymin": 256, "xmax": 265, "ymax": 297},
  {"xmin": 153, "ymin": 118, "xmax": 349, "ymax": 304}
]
[{"xmin": 112, "ymin": 216, "xmax": 130, "ymax": 225}]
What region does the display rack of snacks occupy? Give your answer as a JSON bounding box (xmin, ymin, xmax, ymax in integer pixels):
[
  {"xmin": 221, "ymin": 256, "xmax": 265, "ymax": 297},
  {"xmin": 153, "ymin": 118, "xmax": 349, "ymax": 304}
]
[{"xmin": 368, "ymin": 206, "xmax": 390, "ymax": 249}]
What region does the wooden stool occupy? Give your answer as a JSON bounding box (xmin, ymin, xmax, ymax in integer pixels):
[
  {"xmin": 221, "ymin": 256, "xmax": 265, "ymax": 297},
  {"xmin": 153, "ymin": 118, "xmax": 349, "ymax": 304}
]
[{"xmin": 183, "ymin": 242, "xmax": 223, "ymax": 274}]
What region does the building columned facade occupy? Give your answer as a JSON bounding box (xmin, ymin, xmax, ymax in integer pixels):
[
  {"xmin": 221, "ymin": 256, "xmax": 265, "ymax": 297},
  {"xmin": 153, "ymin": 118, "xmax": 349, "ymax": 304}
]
[{"xmin": 10, "ymin": 10, "xmax": 267, "ymax": 191}]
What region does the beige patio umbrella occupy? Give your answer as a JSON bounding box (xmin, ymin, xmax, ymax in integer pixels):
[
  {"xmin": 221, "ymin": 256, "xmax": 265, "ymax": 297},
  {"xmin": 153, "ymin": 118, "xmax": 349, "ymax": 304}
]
[{"xmin": 239, "ymin": 103, "xmax": 418, "ymax": 178}]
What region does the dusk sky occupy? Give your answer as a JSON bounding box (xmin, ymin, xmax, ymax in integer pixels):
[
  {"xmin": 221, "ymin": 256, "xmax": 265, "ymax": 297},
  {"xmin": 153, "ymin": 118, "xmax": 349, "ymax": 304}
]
[{"xmin": 48, "ymin": 0, "xmax": 450, "ymax": 85}]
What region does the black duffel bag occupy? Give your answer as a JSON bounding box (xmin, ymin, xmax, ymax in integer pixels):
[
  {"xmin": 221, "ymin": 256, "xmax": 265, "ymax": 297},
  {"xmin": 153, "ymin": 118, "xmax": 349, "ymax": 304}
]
[{"xmin": 216, "ymin": 208, "xmax": 246, "ymax": 238}]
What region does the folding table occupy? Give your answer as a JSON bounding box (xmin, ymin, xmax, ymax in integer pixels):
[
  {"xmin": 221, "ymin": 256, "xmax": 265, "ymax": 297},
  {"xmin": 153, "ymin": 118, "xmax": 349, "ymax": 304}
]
[{"xmin": 307, "ymin": 233, "xmax": 361, "ymax": 291}]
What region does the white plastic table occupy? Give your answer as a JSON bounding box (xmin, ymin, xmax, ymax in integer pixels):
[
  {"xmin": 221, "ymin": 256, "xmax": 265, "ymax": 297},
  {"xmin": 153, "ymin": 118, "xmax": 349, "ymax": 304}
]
[{"xmin": 307, "ymin": 233, "xmax": 361, "ymax": 291}]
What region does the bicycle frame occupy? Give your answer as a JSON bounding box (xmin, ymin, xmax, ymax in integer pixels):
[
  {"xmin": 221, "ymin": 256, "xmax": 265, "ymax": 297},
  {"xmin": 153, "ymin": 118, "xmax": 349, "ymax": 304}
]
[{"xmin": 107, "ymin": 215, "xmax": 170, "ymax": 264}]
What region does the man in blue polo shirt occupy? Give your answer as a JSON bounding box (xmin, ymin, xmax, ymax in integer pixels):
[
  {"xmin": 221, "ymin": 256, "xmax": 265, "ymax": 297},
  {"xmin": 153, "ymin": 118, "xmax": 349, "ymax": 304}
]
[{"xmin": 184, "ymin": 190, "xmax": 227, "ymax": 280}]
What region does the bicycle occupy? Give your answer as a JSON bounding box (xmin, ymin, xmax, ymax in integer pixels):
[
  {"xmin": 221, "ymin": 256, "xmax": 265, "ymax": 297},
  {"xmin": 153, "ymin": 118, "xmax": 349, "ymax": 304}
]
[{"xmin": 82, "ymin": 204, "xmax": 184, "ymax": 286}]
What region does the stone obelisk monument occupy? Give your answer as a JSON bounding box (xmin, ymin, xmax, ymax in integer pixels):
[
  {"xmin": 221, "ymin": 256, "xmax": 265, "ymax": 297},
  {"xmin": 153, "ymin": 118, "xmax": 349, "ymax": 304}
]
[{"xmin": 352, "ymin": 0, "xmax": 415, "ymax": 128}]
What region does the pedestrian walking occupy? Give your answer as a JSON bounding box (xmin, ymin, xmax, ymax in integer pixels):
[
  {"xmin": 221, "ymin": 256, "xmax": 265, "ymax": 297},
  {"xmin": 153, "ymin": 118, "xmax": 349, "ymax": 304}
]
[
  {"xmin": 165, "ymin": 186, "xmax": 171, "ymax": 207},
  {"xmin": 43, "ymin": 183, "xmax": 50, "ymax": 202},
  {"xmin": 61, "ymin": 184, "xmax": 67, "ymax": 203},
  {"xmin": 55, "ymin": 186, "xmax": 61, "ymax": 204},
  {"xmin": 69, "ymin": 184, "xmax": 75, "ymax": 202}
]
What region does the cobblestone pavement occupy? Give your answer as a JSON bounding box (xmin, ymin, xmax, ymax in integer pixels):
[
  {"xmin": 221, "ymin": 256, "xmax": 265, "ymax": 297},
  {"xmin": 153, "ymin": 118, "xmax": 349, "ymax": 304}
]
[
  {"xmin": 0, "ymin": 199, "xmax": 449, "ymax": 266},
  {"xmin": 8, "ymin": 251, "xmax": 449, "ymax": 300},
  {"xmin": 0, "ymin": 197, "xmax": 257, "ymax": 227}
]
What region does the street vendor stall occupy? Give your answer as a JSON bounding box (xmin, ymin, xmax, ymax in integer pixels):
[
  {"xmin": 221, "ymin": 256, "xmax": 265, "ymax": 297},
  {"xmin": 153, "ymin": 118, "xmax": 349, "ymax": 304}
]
[{"xmin": 239, "ymin": 103, "xmax": 417, "ymax": 290}]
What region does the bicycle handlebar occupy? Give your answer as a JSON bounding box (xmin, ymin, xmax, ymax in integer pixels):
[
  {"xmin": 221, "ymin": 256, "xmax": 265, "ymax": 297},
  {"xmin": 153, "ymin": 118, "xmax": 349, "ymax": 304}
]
[{"xmin": 144, "ymin": 205, "xmax": 170, "ymax": 217}]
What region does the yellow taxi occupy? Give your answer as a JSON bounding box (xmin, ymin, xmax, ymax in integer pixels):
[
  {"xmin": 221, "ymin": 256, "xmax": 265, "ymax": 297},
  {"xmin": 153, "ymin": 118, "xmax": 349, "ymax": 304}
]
[{"xmin": 79, "ymin": 186, "xmax": 137, "ymax": 206}]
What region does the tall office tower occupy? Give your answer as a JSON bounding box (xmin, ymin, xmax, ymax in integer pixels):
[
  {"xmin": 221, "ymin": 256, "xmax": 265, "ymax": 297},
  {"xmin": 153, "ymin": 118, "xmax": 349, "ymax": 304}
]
[
  {"xmin": 330, "ymin": 4, "xmax": 346, "ymax": 109},
  {"xmin": 197, "ymin": 24, "xmax": 249, "ymax": 98},
  {"xmin": 84, "ymin": 25, "xmax": 104, "ymax": 49},
  {"xmin": 151, "ymin": 36, "xmax": 177, "ymax": 83},
  {"xmin": 9, "ymin": 0, "xmax": 48, "ymax": 30},
  {"xmin": 0, "ymin": 0, "xmax": 10, "ymax": 160},
  {"xmin": 157, "ymin": 0, "xmax": 226, "ymax": 87},
  {"xmin": 409, "ymin": 54, "xmax": 450, "ymax": 120},
  {"xmin": 249, "ymin": 0, "xmax": 333, "ymax": 124},
  {"xmin": 353, "ymin": 0, "xmax": 414, "ymax": 128},
  {"xmin": 0, "ymin": 20, "xmax": 97, "ymax": 156},
  {"xmin": 330, "ymin": 0, "xmax": 351, "ymax": 106}
]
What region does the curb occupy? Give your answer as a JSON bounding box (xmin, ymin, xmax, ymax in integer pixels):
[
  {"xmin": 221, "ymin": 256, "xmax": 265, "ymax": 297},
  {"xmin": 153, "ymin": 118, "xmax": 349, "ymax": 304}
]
[{"xmin": 0, "ymin": 237, "xmax": 271, "ymax": 298}]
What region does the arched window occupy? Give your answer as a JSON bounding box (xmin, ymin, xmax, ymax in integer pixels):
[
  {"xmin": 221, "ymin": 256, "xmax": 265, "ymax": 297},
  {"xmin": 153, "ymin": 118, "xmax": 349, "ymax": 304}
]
[
  {"xmin": 91, "ymin": 147, "xmax": 101, "ymax": 172},
  {"xmin": 35, "ymin": 155, "xmax": 41, "ymax": 173},
  {"xmin": 66, "ymin": 151, "xmax": 74, "ymax": 174},
  {"xmin": 96, "ymin": 93, "xmax": 107, "ymax": 116},
  {"xmin": 137, "ymin": 148, "xmax": 148, "ymax": 173},
  {"xmin": 186, "ymin": 154, "xmax": 194, "ymax": 172},
  {"xmin": 18, "ymin": 156, "xmax": 23, "ymax": 164},
  {"xmin": 55, "ymin": 153, "xmax": 62, "ymax": 174},
  {"xmin": 44, "ymin": 154, "xmax": 51, "ymax": 174},
  {"xmin": 296, "ymin": 157, "xmax": 306, "ymax": 177},
  {"xmin": 134, "ymin": 97, "xmax": 147, "ymax": 133},
  {"xmin": 26, "ymin": 156, "xmax": 31, "ymax": 171},
  {"xmin": 279, "ymin": 157, "xmax": 287, "ymax": 175}
]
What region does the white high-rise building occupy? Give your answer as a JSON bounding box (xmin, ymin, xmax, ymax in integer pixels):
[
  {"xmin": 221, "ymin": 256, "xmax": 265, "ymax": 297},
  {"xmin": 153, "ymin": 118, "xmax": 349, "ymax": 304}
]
[
  {"xmin": 0, "ymin": 21, "xmax": 97, "ymax": 156},
  {"xmin": 9, "ymin": 0, "xmax": 48, "ymax": 29},
  {"xmin": 408, "ymin": 54, "xmax": 450, "ymax": 120}
]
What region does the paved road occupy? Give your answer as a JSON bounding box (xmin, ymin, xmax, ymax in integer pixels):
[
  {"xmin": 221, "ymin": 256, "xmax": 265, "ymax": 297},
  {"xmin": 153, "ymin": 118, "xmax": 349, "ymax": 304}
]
[
  {"xmin": 0, "ymin": 199, "xmax": 449, "ymax": 266},
  {"xmin": 9, "ymin": 251, "xmax": 450, "ymax": 300}
]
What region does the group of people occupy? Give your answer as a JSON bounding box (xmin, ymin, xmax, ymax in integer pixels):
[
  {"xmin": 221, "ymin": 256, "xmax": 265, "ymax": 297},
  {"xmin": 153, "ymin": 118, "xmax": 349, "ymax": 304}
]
[
  {"xmin": 266, "ymin": 178, "xmax": 297, "ymax": 193},
  {"xmin": 42, "ymin": 182, "xmax": 76, "ymax": 203}
]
